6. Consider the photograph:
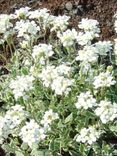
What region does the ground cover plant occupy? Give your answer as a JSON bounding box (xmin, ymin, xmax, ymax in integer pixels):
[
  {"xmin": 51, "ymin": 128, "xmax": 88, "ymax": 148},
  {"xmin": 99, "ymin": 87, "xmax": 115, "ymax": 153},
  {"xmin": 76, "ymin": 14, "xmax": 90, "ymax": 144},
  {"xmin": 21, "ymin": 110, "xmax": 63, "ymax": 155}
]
[{"xmin": 0, "ymin": 6, "xmax": 117, "ymax": 156}]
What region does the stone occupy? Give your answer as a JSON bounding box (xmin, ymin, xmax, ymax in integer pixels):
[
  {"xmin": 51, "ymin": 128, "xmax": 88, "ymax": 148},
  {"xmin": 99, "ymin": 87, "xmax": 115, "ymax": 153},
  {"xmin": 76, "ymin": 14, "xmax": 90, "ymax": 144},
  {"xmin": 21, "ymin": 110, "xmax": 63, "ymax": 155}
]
[{"xmin": 65, "ymin": 2, "xmax": 73, "ymax": 11}]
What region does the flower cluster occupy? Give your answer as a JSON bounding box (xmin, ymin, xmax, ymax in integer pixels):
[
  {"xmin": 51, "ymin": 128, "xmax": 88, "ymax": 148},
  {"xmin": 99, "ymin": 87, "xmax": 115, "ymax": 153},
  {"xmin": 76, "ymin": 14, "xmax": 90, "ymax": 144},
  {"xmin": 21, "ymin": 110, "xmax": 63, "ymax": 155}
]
[
  {"xmin": 14, "ymin": 7, "xmax": 30, "ymax": 18},
  {"xmin": 78, "ymin": 18, "xmax": 100, "ymax": 35},
  {"xmin": 95, "ymin": 100, "xmax": 117, "ymax": 124},
  {"xmin": 41, "ymin": 109, "xmax": 59, "ymax": 128},
  {"xmin": 32, "ymin": 44, "xmax": 54, "ymax": 64},
  {"xmin": 51, "ymin": 15, "xmax": 70, "ymax": 32},
  {"xmin": 15, "ymin": 20, "xmax": 40, "ymax": 38},
  {"xmin": 93, "ymin": 71, "xmax": 116, "ymax": 89},
  {"xmin": 5, "ymin": 105, "xmax": 28, "ymax": 129},
  {"xmin": 0, "ymin": 14, "xmax": 13, "ymax": 34},
  {"xmin": 76, "ymin": 45, "xmax": 98, "ymax": 63},
  {"xmin": 39, "ymin": 64, "xmax": 74, "ymax": 95},
  {"xmin": 57, "ymin": 29, "xmax": 78, "ymax": 47},
  {"xmin": 94, "ymin": 41, "xmax": 112, "ymax": 56},
  {"xmin": 76, "ymin": 126, "xmax": 101, "ymax": 145},
  {"xmin": 75, "ymin": 91, "xmax": 97, "ymax": 110},
  {"xmin": 77, "ymin": 31, "xmax": 94, "ymax": 45},
  {"xmin": 19, "ymin": 119, "xmax": 46, "ymax": 148},
  {"xmin": 9, "ymin": 75, "xmax": 34, "ymax": 99},
  {"xmin": 0, "ymin": 105, "xmax": 27, "ymax": 143}
]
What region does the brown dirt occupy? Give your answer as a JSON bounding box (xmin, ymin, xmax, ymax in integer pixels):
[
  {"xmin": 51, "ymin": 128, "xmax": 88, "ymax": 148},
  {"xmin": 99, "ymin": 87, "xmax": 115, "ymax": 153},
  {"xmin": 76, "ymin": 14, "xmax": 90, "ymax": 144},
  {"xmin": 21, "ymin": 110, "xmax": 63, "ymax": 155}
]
[{"xmin": 0, "ymin": 0, "xmax": 117, "ymax": 40}]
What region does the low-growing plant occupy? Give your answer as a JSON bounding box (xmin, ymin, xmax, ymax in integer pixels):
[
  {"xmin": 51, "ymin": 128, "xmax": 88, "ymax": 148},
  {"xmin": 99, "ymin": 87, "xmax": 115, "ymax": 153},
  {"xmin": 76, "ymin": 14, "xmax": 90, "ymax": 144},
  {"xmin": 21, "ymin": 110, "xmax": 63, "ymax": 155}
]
[{"xmin": 0, "ymin": 6, "xmax": 117, "ymax": 156}]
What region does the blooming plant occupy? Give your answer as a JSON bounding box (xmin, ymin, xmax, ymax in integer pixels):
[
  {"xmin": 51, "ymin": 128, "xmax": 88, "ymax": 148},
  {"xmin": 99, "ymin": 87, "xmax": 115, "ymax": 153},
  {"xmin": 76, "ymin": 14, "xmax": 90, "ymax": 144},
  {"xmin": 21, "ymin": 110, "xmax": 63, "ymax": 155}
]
[{"xmin": 0, "ymin": 7, "xmax": 117, "ymax": 156}]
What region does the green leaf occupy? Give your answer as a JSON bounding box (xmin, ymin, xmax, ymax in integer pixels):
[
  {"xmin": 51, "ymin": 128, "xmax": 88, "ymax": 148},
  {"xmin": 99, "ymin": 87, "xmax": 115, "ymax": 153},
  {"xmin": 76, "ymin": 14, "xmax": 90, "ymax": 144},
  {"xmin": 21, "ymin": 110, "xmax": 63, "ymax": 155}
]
[
  {"xmin": 65, "ymin": 113, "xmax": 73, "ymax": 123},
  {"xmin": 109, "ymin": 125, "xmax": 117, "ymax": 132},
  {"xmin": 31, "ymin": 150, "xmax": 44, "ymax": 156},
  {"xmin": 2, "ymin": 144, "xmax": 15, "ymax": 154},
  {"xmin": 15, "ymin": 151, "xmax": 24, "ymax": 156},
  {"xmin": 21, "ymin": 143, "xmax": 28, "ymax": 150},
  {"xmin": 21, "ymin": 67, "xmax": 29, "ymax": 75}
]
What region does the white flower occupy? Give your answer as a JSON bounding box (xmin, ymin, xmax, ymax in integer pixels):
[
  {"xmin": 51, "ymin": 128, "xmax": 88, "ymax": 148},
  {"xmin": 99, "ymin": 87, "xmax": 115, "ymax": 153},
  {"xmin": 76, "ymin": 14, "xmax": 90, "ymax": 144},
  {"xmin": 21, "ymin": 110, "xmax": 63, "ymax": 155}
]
[
  {"xmin": 39, "ymin": 65, "xmax": 58, "ymax": 87},
  {"xmin": 19, "ymin": 120, "xmax": 46, "ymax": 148},
  {"xmin": 41, "ymin": 109, "xmax": 59, "ymax": 127},
  {"xmin": 114, "ymin": 39, "xmax": 117, "ymax": 64},
  {"xmin": 0, "ymin": 105, "xmax": 27, "ymax": 143},
  {"xmin": 77, "ymin": 31, "xmax": 95, "ymax": 46},
  {"xmin": 76, "ymin": 45, "xmax": 98, "ymax": 63},
  {"xmin": 51, "ymin": 15, "xmax": 70, "ymax": 32},
  {"xmin": 56, "ymin": 63, "xmax": 72, "ymax": 76},
  {"xmin": 29, "ymin": 8, "xmax": 49, "ymax": 20},
  {"xmin": 20, "ymin": 40, "xmax": 30, "ymax": 49},
  {"xmin": 32, "ymin": 44, "xmax": 54, "ymax": 63},
  {"xmin": 75, "ymin": 91, "xmax": 97, "ymax": 110},
  {"xmin": 94, "ymin": 41, "xmax": 112, "ymax": 55},
  {"xmin": 14, "ymin": 7, "xmax": 30, "ymax": 18},
  {"xmin": 0, "ymin": 14, "xmax": 13, "ymax": 34},
  {"xmin": 9, "ymin": 75, "xmax": 34, "ymax": 99},
  {"xmin": 114, "ymin": 20, "xmax": 117, "ymax": 33},
  {"xmin": 57, "ymin": 29, "xmax": 77, "ymax": 47},
  {"xmin": 15, "ymin": 20, "xmax": 40, "ymax": 38},
  {"xmin": 93, "ymin": 71, "xmax": 116, "ymax": 89},
  {"xmin": 29, "ymin": 8, "xmax": 52, "ymax": 28},
  {"xmin": 95, "ymin": 100, "xmax": 117, "ymax": 124},
  {"xmin": 78, "ymin": 18, "xmax": 100, "ymax": 35},
  {"xmin": 39, "ymin": 65, "xmax": 73, "ymax": 95},
  {"xmin": 0, "ymin": 116, "xmax": 11, "ymax": 143},
  {"xmin": 5, "ymin": 105, "xmax": 27, "ymax": 129},
  {"xmin": 114, "ymin": 39, "xmax": 117, "ymax": 54},
  {"xmin": 51, "ymin": 76, "xmax": 74, "ymax": 95},
  {"xmin": 76, "ymin": 126, "xmax": 100, "ymax": 145},
  {"xmin": 79, "ymin": 62, "xmax": 91, "ymax": 75}
]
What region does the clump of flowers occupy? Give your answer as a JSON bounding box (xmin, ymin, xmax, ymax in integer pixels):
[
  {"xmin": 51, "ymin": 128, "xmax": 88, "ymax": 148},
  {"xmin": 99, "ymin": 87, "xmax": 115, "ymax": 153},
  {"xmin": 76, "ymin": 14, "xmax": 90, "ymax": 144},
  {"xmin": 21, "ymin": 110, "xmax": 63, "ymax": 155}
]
[
  {"xmin": 50, "ymin": 15, "xmax": 70, "ymax": 32},
  {"xmin": 39, "ymin": 65, "xmax": 74, "ymax": 95},
  {"xmin": 94, "ymin": 41, "xmax": 112, "ymax": 56},
  {"xmin": 5, "ymin": 105, "xmax": 28, "ymax": 129},
  {"xmin": 95, "ymin": 100, "xmax": 117, "ymax": 124},
  {"xmin": 19, "ymin": 119, "xmax": 46, "ymax": 148},
  {"xmin": 78, "ymin": 18, "xmax": 100, "ymax": 35},
  {"xmin": 57, "ymin": 29, "xmax": 77, "ymax": 47},
  {"xmin": 76, "ymin": 126, "xmax": 101, "ymax": 145},
  {"xmin": 0, "ymin": 105, "xmax": 27, "ymax": 143},
  {"xmin": 9, "ymin": 75, "xmax": 34, "ymax": 99},
  {"xmin": 76, "ymin": 45, "xmax": 99, "ymax": 63},
  {"xmin": 75, "ymin": 91, "xmax": 97, "ymax": 110},
  {"xmin": 32, "ymin": 44, "xmax": 54, "ymax": 64},
  {"xmin": 14, "ymin": 7, "xmax": 30, "ymax": 18},
  {"xmin": 15, "ymin": 20, "xmax": 40, "ymax": 38},
  {"xmin": 0, "ymin": 6, "xmax": 117, "ymax": 156},
  {"xmin": 93, "ymin": 70, "xmax": 116, "ymax": 89},
  {"xmin": 0, "ymin": 14, "xmax": 13, "ymax": 34},
  {"xmin": 41, "ymin": 109, "xmax": 59, "ymax": 128}
]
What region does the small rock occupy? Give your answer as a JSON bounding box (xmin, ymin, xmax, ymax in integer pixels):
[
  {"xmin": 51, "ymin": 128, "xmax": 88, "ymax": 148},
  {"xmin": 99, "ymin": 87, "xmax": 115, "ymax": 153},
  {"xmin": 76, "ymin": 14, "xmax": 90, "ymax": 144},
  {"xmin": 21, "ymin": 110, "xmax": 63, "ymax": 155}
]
[
  {"xmin": 77, "ymin": 5, "xmax": 84, "ymax": 12},
  {"xmin": 86, "ymin": 4, "xmax": 94, "ymax": 10},
  {"xmin": 75, "ymin": 1, "xmax": 79, "ymax": 6},
  {"xmin": 72, "ymin": 9, "xmax": 78, "ymax": 15},
  {"xmin": 106, "ymin": 21, "xmax": 113, "ymax": 27},
  {"xmin": 65, "ymin": 2, "xmax": 73, "ymax": 11},
  {"xmin": 77, "ymin": 5, "xmax": 84, "ymax": 16},
  {"xmin": 28, "ymin": 0, "xmax": 37, "ymax": 4}
]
